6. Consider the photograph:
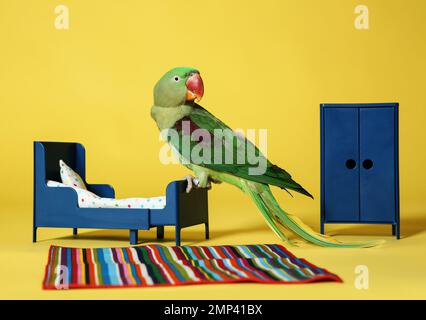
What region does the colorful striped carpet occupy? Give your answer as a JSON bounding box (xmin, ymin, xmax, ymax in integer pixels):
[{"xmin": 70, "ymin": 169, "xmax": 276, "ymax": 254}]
[{"xmin": 43, "ymin": 244, "xmax": 341, "ymax": 289}]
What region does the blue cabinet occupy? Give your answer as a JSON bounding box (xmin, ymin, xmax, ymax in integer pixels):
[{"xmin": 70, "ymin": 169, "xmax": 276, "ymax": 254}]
[{"xmin": 320, "ymin": 103, "xmax": 400, "ymax": 238}]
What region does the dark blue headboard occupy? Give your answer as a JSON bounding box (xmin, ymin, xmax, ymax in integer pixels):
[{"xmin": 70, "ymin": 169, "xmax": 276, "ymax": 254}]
[
  {"xmin": 34, "ymin": 141, "xmax": 115, "ymax": 207},
  {"xmin": 34, "ymin": 141, "xmax": 86, "ymax": 183}
]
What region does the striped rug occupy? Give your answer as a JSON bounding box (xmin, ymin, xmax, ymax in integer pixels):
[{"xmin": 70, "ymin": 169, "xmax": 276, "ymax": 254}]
[{"xmin": 43, "ymin": 244, "xmax": 341, "ymax": 289}]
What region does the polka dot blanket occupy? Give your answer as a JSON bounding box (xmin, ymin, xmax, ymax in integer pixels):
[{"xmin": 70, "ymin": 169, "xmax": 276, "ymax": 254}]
[{"xmin": 47, "ymin": 180, "xmax": 166, "ymax": 210}]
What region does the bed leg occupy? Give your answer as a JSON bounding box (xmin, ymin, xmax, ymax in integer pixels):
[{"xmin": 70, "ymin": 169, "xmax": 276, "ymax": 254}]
[
  {"xmin": 73, "ymin": 228, "xmax": 78, "ymax": 236},
  {"xmin": 33, "ymin": 227, "xmax": 37, "ymax": 243},
  {"xmin": 129, "ymin": 230, "xmax": 138, "ymax": 245},
  {"xmin": 175, "ymin": 227, "xmax": 181, "ymax": 246},
  {"xmin": 205, "ymin": 223, "xmax": 209, "ymax": 240},
  {"xmin": 157, "ymin": 226, "xmax": 164, "ymax": 239}
]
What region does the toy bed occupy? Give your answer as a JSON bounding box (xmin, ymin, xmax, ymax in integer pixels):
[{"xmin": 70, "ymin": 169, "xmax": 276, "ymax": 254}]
[{"xmin": 33, "ymin": 141, "xmax": 209, "ymax": 246}]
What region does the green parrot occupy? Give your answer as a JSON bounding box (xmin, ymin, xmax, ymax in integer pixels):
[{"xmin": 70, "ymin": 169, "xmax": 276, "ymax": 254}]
[{"xmin": 151, "ymin": 67, "xmax": 383, "ymax": 248}]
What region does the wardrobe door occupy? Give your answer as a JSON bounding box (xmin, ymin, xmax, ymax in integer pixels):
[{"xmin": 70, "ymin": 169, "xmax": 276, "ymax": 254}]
[
  {"xmin": 324, "ymin": 108, "xmax": 360, "ymax": 222},
  {"xmin": 359, "ymin": 108, "xmax": 396, "ymax": 222}
]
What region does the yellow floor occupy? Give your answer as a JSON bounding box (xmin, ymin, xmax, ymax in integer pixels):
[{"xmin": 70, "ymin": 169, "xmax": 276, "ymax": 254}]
[{"xmin": 1, "ymin": 199, "xmax": 425, "ymax": 300}]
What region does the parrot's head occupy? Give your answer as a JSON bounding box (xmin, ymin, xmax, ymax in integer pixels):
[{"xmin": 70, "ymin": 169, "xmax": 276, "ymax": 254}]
[{"xmin": 153, "ymin": 67, "xmax": 204, "ymax": 108}]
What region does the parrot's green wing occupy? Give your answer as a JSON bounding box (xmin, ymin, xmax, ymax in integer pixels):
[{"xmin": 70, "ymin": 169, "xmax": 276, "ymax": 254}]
[{"xmin": 169, "ymin": 104, "xmax": 313, "ymax": 198}]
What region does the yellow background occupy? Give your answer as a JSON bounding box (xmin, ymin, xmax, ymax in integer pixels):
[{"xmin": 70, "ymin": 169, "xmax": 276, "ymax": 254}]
[{"xmin": 0, "ymin": 0, "xmax": 425, "ymax": 299}]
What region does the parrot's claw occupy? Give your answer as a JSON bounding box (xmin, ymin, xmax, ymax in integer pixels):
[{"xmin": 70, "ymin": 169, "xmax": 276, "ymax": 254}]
[
  {"xmin": 184, "ymin": 175, "xmax": 198, "ymax": 193},
  {"xmin": 184, "ymin": 175, "xmax": 212, "ymax": 193}
]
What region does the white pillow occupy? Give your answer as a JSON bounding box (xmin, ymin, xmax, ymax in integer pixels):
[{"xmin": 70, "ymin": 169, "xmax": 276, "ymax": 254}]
[{"xmin": 59, "ymin": 159, "xmax": 87, "ymax": 190}]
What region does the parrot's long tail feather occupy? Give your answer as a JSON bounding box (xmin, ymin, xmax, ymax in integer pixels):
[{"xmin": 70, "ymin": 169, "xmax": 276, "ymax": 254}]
[
  {"xmin": 244, "ymin": 183, "xmax": 295, "ymax": 245},
  {"xmin": 243, "ymin": 181, "xmax": 384, "ymax": 248}
]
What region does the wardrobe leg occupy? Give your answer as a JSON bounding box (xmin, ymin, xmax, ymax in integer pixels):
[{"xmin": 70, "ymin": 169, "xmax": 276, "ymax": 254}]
[{"xmin": 33, "ymin": 227, "xmax": 37, "ymax": 243}]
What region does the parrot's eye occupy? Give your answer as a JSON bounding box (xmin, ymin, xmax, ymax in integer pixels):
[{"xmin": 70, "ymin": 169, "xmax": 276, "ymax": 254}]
[{"xmin": 173, "ymin": 76, "xmax": 180, "ymax": 82}]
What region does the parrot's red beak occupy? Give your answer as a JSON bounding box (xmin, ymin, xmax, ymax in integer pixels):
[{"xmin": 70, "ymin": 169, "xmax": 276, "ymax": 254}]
[{"xmin": 186, "ymin": 72, "xmax": 204, "ymax": 102}]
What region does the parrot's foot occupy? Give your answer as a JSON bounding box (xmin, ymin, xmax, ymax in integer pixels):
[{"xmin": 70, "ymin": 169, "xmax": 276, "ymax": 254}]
[{"xmin": 184, "ymin": 175, "xmax": 212, "ymax": 193}]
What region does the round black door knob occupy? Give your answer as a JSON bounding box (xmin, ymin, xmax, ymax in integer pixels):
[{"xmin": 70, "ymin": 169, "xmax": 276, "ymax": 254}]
[
  {"xmin": 363, "ymin": 159, "xmax": 373, "ymax": 169},
  {"xmin": 345, "ymin": 159, "xmax": 356, "ymax": 169}
]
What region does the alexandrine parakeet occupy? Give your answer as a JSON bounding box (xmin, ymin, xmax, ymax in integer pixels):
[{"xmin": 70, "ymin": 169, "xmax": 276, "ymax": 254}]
[{"xmin": 151, "ymin": 67, "xmax": 383, "ymax": 248}]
